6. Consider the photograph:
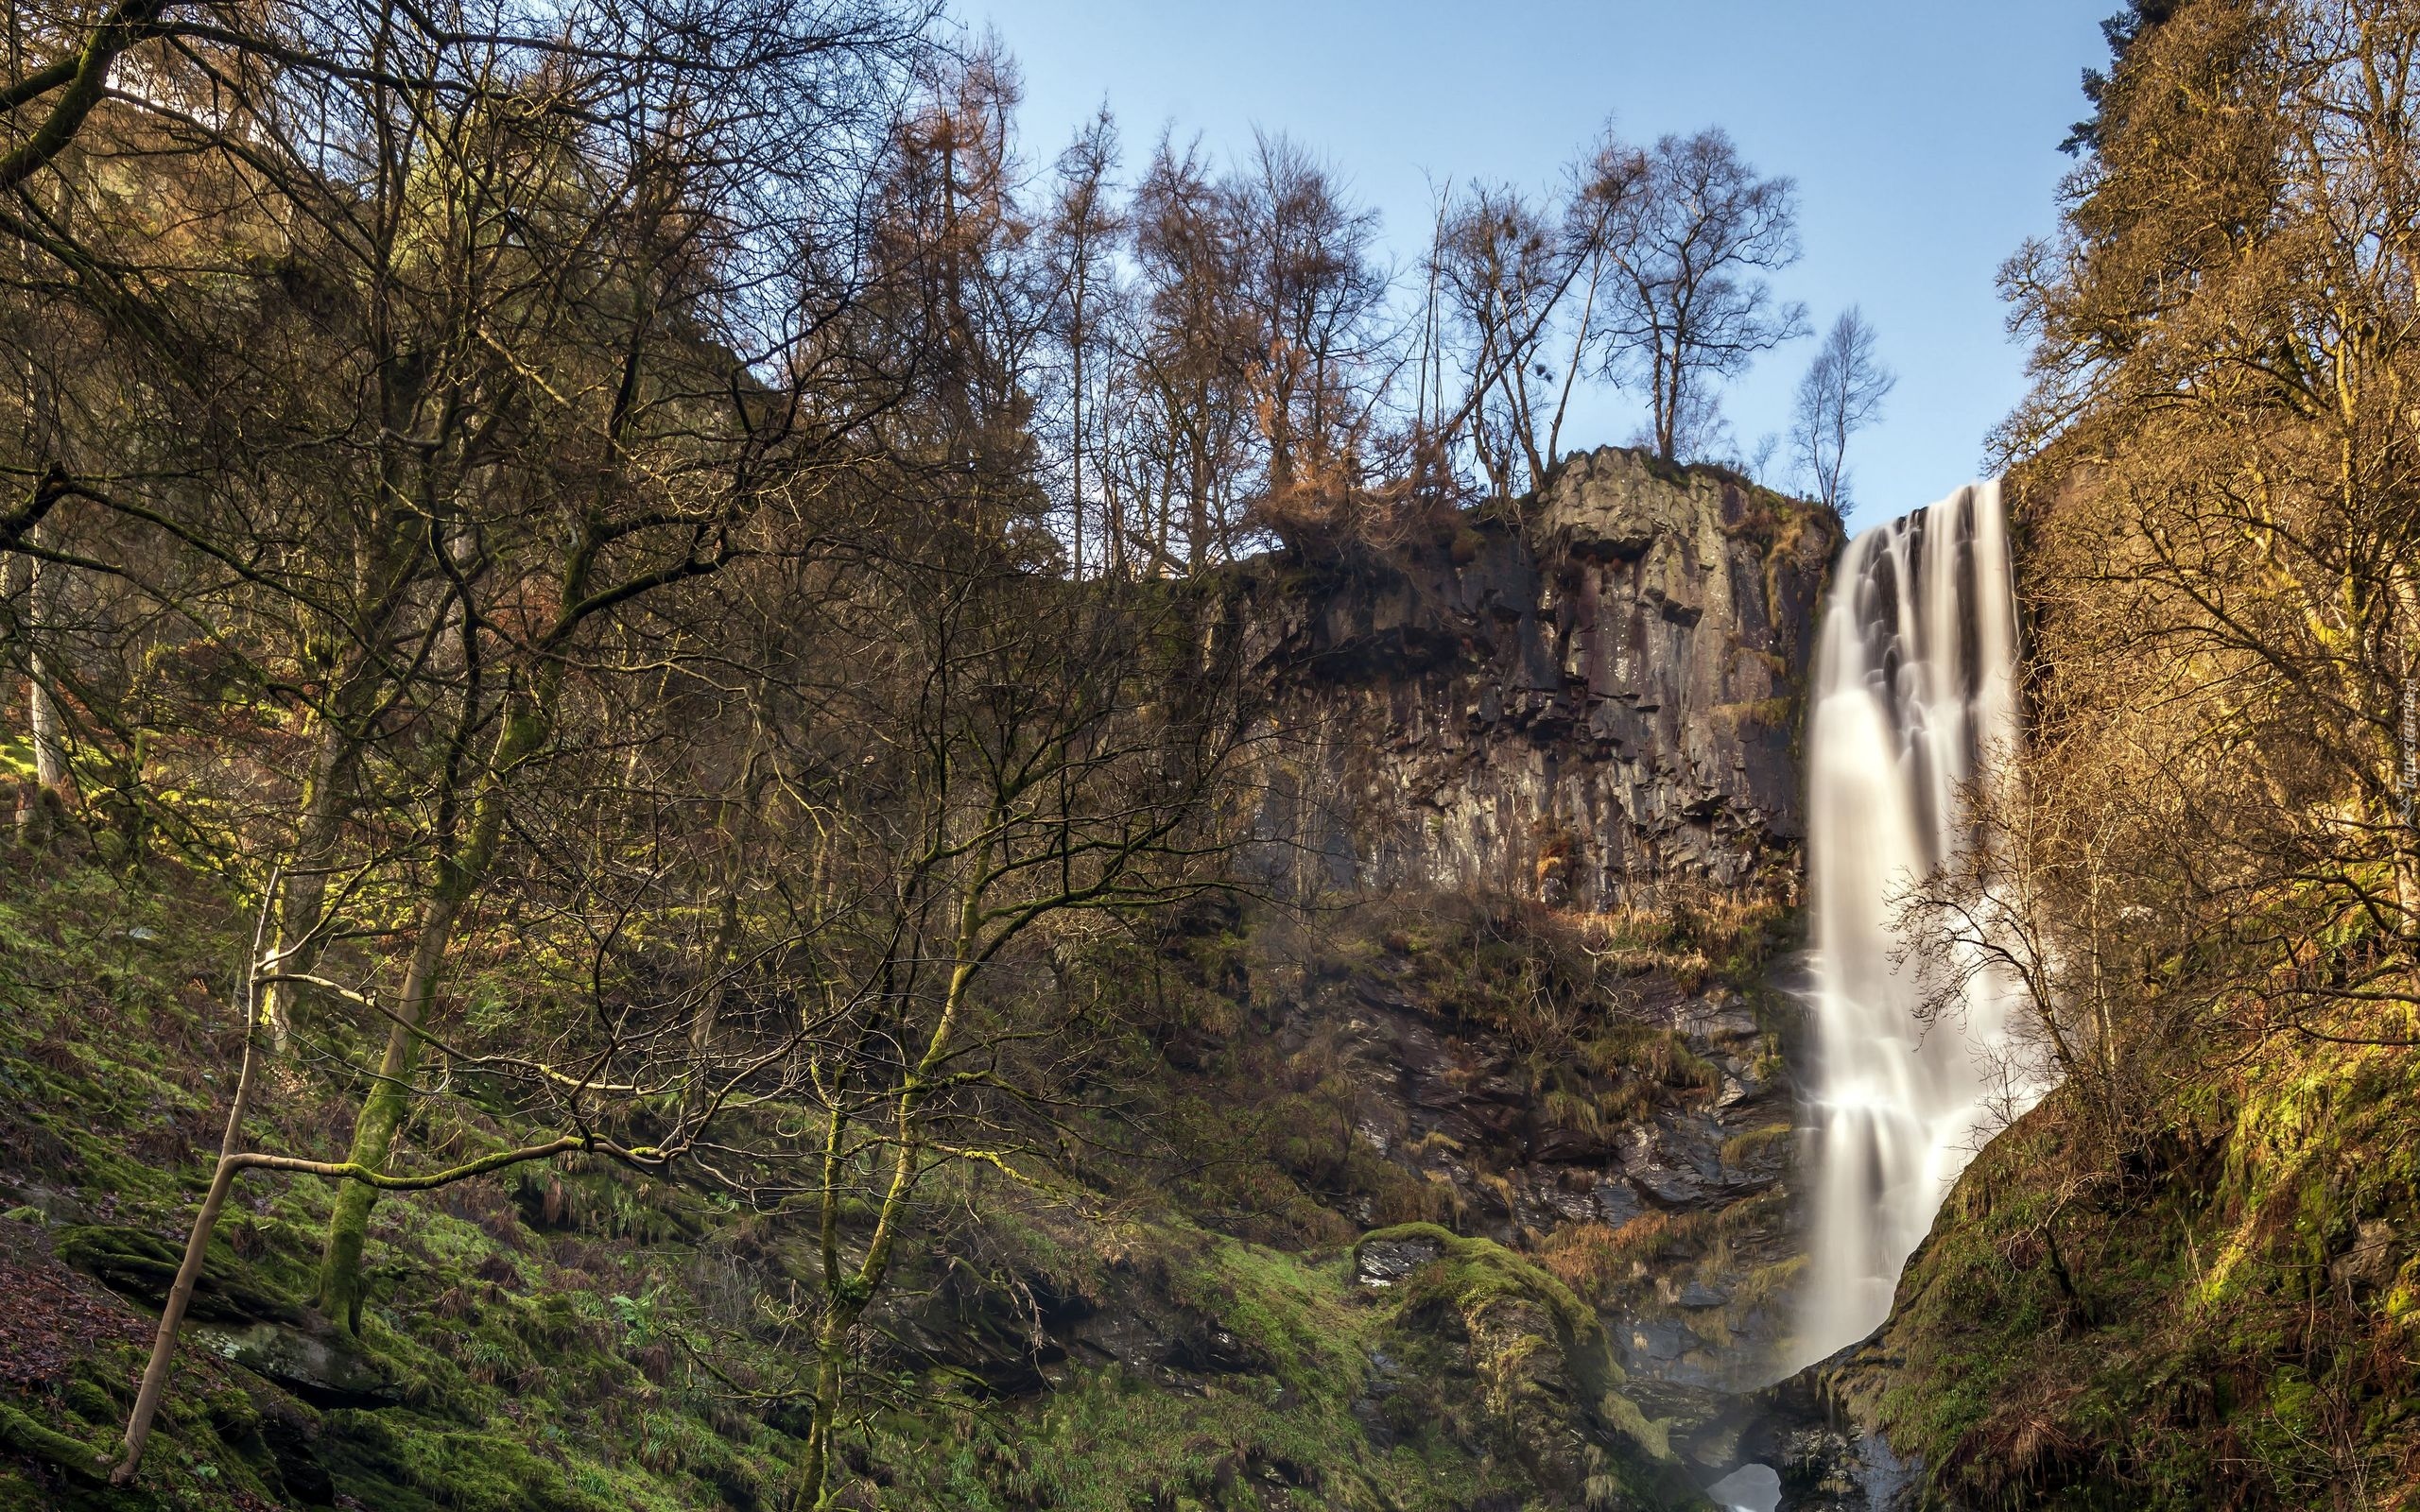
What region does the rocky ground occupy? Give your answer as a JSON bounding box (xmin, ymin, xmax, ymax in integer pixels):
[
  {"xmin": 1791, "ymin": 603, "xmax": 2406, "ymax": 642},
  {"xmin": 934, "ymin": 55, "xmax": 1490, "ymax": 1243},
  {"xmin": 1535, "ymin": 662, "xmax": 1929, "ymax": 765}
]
[
  {"xmin": 1244, "ymin": 903, "xmax": 1807, "ymax": 1413},
  {"xmin": 0, "ymin": 846, "xmax": 1857, "ymax": 1511},
  {"xmin": 0, "ymin": 845, "xmax": 1835, "ymax": 1511}
]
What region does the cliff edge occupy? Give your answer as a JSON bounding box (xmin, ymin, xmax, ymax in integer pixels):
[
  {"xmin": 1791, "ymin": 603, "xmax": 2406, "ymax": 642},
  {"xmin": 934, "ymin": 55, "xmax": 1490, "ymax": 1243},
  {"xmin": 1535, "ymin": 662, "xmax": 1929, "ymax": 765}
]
[{"xmin": 1242, "ymin": 446, "xmax": 1843, "ymax": 913}]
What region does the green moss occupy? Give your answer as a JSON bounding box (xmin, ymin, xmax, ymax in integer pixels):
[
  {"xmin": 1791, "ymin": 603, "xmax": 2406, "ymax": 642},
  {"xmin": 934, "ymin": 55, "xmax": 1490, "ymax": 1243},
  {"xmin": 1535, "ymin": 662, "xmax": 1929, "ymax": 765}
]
[
  {"xmin": 854, "ymin": 1220, "xmax": 1521, "ymax": 1512},
  {"xmin": 991, "ymin": 1365, "xmax": 1479, "ymax": 1512},
  {"xmin": 1599, "ymin": 1390, "xmax": 1673, "ymax": 1463},
  {"xmin": 1852, "ymin": 1033, "xmax": 2420, "ymax": 1509},
  {"xmin": 0, "ymin": 1403, "xmax": 112, "ymax": 1484},
  {"xmin": 1358, "ymin": 1223, "xmax": 1601, "ymax": 1349}
]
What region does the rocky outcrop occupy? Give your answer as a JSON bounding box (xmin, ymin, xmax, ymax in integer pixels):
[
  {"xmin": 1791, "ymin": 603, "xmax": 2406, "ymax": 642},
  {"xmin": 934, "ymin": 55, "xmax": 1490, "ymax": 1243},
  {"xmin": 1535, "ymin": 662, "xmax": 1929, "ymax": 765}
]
[
  {"xmin": 51, "ymin": 1223, "xmax": 401, "ymax": 1409},
  {"xmin": 1234, "ymin": 900, "xmax": 1810, "ymax": 1495},
  {"xmin": 1187, "ymin": 455, "xmax": 1845, "ymax": 1499},
  {"xmin": 1241, "ymin": 448, "xmax": 1841, "ymax": 912}
]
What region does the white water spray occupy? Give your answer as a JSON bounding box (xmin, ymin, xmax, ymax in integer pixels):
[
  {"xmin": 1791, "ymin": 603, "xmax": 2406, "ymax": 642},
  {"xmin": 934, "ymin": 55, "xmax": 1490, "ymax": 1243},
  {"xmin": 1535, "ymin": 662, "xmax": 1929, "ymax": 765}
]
[{"xmin": 1792, "ymin": 481, "xmax": 2030, "ymax": 1366}]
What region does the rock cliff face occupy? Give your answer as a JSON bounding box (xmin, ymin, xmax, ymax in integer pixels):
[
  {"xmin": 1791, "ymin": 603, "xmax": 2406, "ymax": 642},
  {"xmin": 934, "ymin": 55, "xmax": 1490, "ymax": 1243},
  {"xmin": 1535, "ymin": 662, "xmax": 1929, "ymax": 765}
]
[
  {"xmin": 681, "ymin": 451, "xmax": 1848, "ymax": 1506},
  {"xmin": 1240, "ymin": 447, "xmax": 1842, "ymax": 913},
  {"xmin": 1187, "ymin": 452, "xmax": 1851, "ymax": 1490}
]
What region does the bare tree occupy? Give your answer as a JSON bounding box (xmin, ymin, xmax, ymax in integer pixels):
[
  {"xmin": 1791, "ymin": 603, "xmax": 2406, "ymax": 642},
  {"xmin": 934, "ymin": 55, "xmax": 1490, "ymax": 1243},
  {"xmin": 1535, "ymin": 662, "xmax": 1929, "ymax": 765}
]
[
  {"xmin": 1592, "ymin": 128, "xmax": 1806, "ymax": 462},
  {"xmin": 1790, "ymin": 307, "xmax": 1894, "ymax": 511},
  {"xmin": 858, "ymin": 41, "xmax": 1048, "ymax": 531},
  {"xmin": 1127, "ymin": 132, "xmax": 1254, "ymax": 570},
  {"xmin": 695, "ymin": 502, "xmax": 1258, "ymax": 1508},
  {"xmin": 1432, "ymin": 186, "xmax": 1573, "ymax": 498},
  {"xmin": 1427, "ymin": 131, "xmax": 1645, "ymax": 501},
  {"xmin": 1039, "ymin": 108, "xmax": 1124, "ymax": 576},
  {"xmin": 1231, "ymin": 131, "xmax": 1392, "ymax": 519}
]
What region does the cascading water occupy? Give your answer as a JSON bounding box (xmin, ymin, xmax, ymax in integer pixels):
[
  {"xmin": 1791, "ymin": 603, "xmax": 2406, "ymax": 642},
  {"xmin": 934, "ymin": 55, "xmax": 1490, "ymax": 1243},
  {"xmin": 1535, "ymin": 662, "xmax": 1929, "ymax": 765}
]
[{"xmin": 1791, "ymin": 480, "xmax": 2031, "ymax": 1367}]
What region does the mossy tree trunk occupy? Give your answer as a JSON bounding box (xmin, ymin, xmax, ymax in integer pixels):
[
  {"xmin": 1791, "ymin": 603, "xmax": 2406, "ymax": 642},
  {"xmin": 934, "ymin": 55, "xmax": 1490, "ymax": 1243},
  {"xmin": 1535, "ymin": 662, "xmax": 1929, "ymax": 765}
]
[
  {"xmin": 316, "ymin": 887, "xmax": 470, "ymax": 1331},
  {"xmin": 788, "ymin": 879, "xmax": 978, "ymax": 1511},
  {"xmin": 316, "ymin": 693, "xmax": 549, "ymax": 1331}
]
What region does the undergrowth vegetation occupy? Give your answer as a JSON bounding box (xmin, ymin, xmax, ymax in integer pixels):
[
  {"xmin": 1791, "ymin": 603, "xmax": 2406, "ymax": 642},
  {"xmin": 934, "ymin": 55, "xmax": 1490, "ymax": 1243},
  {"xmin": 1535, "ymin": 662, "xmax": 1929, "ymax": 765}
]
[
  {"xmin": 0, "ymin": 840, "xmax": 1735, "ymax": 1510},
  {"xmin": 1852, "ymin": 1027, "xmax": 2420, "ymax": 1508}
]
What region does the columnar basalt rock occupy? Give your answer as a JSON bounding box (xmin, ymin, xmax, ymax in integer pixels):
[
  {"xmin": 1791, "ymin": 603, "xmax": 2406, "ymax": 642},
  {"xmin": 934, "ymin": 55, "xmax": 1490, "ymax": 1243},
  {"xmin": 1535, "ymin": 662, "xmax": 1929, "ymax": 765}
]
[
  {"xmin": 1242, "ymin": 446, "xmax": 1842, "ymax": 913},
  {"xmin": 1204, "ymin": 450, "xmax": 1846, "ymax": 1479}
]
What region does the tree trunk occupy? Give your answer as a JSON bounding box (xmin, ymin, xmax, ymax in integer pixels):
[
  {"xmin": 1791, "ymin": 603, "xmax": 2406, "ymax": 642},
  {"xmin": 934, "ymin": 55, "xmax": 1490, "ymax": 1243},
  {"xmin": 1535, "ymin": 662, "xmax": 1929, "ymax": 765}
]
[
  {"xmin": 317, "ymin": 889, "xmax": 461, "ymax": 1331},
  {"xmin": 1655, "ymin": 351, "xmax": 1679, "ymax": 461},
  {"xmin": 315, "ymin": 691, "xmax": 548, "ymax": 1330},
  {"xmin": 1070, "ymin": 297, "xmax": 1085, "ymax": 578},
  {"xmin": 261, "ymin": 715, "xmax": 365, "ymax": 1049},
  {"xmin": 115, "ymin": 899, "xmax": 279, "ymax": 1481},
  {"xmin": 24, "ymin": 540, "xmax": 68, "ymax": 807},
  {"xmin": 789, "ymin": 1313, "xmax": 856, "ymax": 1511},
  {"xmin": 682, "ymin": 888, "xmax": 743, "ymax": 1127},
  {"xmin": 26, "ymin": 656, "xmax": 63, "ymax": 792},
  {"xmin": 789, "ymin": 880, "xmax": 981, "ymax": 1509}
]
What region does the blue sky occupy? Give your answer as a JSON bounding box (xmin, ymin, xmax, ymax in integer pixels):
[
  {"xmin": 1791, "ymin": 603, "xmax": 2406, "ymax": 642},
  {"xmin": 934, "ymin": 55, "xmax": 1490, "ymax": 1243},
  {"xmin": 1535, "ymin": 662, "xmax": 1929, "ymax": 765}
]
[{"xmin": 962, "ymin": 0, "xmax": 2116, "ymax": 533}]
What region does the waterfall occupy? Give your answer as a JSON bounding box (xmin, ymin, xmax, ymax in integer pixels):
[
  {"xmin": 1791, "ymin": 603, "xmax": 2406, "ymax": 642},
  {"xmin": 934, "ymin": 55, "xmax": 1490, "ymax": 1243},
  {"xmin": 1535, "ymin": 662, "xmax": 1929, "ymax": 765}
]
[{"xmin": 1792, "ymin": 481, "xmax": 2029, "ymax": 1366}]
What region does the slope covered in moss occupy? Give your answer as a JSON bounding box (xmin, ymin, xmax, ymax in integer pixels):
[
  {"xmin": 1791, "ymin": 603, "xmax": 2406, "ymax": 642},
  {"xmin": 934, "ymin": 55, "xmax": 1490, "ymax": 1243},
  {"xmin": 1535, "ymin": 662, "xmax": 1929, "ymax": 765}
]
[
  {"xmin": 0, "ymin": 846, "xmax": 1732, "ymax": 1511},
  {"xmin": 1827, "ymin": 1038, "xmax": 2420, "ymax": 1510}
]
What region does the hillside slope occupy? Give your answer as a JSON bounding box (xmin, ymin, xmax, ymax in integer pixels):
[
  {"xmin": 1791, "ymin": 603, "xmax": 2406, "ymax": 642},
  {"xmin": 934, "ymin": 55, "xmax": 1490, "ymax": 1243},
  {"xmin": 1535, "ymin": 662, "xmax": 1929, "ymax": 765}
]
[{"xmin": 0, "ymin": 835, "xmax": 1792, "ymax": 1509}]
